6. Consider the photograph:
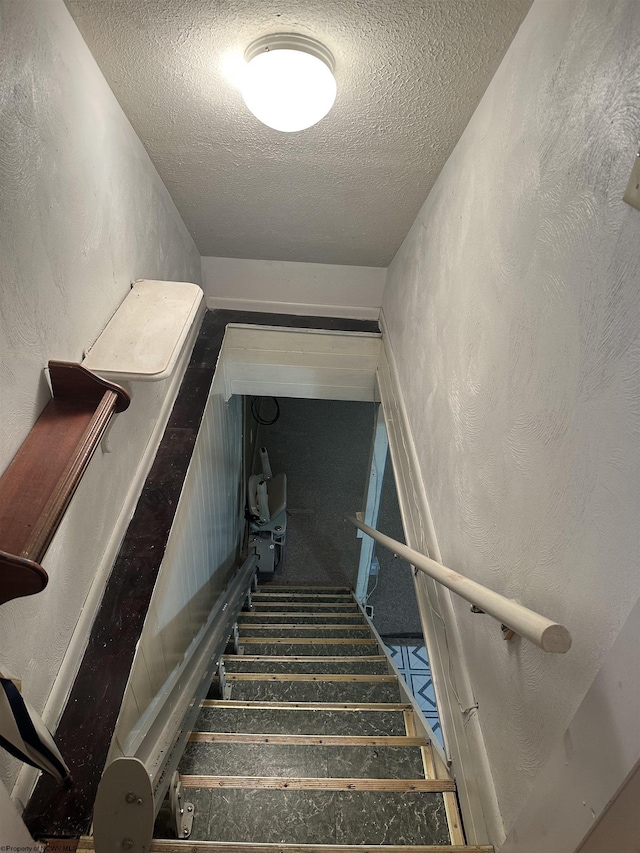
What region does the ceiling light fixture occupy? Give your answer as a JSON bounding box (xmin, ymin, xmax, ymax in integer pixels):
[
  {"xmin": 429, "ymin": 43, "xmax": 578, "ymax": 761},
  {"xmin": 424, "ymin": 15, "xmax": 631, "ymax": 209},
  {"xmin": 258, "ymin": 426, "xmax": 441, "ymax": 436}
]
[{"xmin": 241, "ymin": 34, "xmax": 336, "ymax": 133}]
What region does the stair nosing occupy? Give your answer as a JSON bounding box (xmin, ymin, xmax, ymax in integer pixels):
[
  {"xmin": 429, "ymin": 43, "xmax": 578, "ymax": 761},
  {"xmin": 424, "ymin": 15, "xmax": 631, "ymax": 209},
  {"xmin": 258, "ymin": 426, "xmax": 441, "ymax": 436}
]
[
  {"xmin": 240, "ymin": 612, "xmax": 367, "ymax": 619},
  {"xmin": 223, "ymin": 655, "xmax": 386, "ymax": 661},
  {"xmin": 250, "ymin": 603, "xmax": 359, "ymax": 609},
  {"xmin": 255, "ymin": 586, "xmax": 352, "ymax": 591},
  {"xmin": 239, "ymin": 638, "xmax": 376, "ymax": 644},
  {"xmin": 224, "ymin": 674, "xmax": 395, "ymax": 682},
  {"xmin": 187, "ymin": 732, "xmax": 427, "ymax": 746},
  {"xmin": 234, "ymin": 624, "xmax": 371, "ymax": 630}
]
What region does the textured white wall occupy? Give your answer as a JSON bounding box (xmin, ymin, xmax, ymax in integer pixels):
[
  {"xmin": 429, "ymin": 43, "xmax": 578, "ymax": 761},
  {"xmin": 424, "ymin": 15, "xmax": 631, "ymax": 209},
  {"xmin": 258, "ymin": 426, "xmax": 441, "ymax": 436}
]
[
  {"xmin": 382, "ymin": 0, "xmax": 640, "ymax": 836},
  {"xmin": 112, "ymin": 371, "xmax": 242, "ymax": 756},
  {"xmin": 0, "ymin": 0, "xmax": 200, "ymax": 791},
  {"xmin": 201, "ymin": 256, "xmax": 385, "ymax": 319}
]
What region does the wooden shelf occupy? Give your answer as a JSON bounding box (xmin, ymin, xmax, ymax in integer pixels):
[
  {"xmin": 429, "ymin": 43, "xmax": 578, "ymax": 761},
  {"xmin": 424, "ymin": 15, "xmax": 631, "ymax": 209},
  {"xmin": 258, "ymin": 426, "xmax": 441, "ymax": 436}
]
[{"xmin": 0, "ymin": 361, "xmax": 130, "ymax": 606}]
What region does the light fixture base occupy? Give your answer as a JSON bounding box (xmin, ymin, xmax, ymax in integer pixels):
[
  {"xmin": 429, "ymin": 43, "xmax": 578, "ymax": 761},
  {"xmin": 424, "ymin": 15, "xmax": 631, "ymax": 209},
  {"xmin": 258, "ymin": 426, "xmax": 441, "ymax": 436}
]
[{"xmin": 244, "ymin": 33, "xmax": 335, "ymax": 74}]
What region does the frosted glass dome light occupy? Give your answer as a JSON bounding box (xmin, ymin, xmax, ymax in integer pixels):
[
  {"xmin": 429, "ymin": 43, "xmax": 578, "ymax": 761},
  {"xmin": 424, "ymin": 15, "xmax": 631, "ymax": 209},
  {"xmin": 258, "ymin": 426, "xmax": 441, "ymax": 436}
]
[{"xmin": 242, "ymin": 34, "xmax": 336, "ymax": 133}]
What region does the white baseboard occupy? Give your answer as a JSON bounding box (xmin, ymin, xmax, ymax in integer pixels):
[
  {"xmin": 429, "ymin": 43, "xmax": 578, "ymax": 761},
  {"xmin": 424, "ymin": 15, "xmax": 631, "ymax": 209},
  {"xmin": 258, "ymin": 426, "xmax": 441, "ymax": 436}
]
[
  {"xmin": 377, "ymin": 309, "xmax": 504, "ymax": 848},
  {"xmin": 205, "ymin": 295, "xmax": 380, "ymax": 322}
]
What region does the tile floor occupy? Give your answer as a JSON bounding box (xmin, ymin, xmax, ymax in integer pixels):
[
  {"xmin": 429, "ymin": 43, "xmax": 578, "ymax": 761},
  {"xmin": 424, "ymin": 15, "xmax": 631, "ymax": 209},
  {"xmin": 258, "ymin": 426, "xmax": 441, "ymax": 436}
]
[{"xmin": 387, "ymin": 644, "xmax": 443, "ymax": 747}]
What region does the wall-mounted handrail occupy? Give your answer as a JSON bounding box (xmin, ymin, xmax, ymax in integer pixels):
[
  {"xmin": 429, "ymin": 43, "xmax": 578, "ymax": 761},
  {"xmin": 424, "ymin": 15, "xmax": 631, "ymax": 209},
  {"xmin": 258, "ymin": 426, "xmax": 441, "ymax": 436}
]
[
  {"xmin": 0, "ymin": 362, "xmax": 130, "ymax": 605},
  {"xmin": 346, "ymin": 514, "xmax": 571, "ymax": 654}
]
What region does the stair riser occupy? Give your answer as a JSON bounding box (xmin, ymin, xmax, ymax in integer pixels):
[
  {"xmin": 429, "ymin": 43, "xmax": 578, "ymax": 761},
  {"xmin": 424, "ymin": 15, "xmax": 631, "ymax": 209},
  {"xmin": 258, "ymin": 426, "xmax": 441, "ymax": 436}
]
[
  {"xmin": 253, "ymin": 596, "xmax": 354, "ymax": 604},
  {"xmin": 179, "ymin": 742, "xmax": 426, "ymax": 779},
  {"xmin": 239, "ymin": 628, "xmax": 372, "ymax": 639},
  {"xmin": 259, "ymin": 587, "xmax": 351, "ymax": 594},
  {"xmin": 193, "ymin": 707, "xmax": 408, "ymax": 736},
  {"xmin": 223, "ymin": 681, "xmax": 401, "ymax": 704},
  {"xmin": 250, "ymin": 605, "xmax": 361, "ymax": 613},
  {"xmin": 223, "ymin": 659, "xmax": 389, "ymax": 675},
  {"xmin": 182, "ymin": 789, "xmax": 450, "ymax": 845},
  {"xmin": 239, "ymin": 642, "xmax": 380, "ymax": 656}
]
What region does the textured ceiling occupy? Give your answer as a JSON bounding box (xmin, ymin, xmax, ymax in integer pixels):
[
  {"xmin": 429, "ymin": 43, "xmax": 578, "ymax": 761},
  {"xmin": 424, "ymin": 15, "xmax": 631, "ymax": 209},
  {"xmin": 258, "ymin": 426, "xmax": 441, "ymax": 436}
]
[{"xmin": 65, "ymin": 0, "xmax": 532, "ymax": 267}]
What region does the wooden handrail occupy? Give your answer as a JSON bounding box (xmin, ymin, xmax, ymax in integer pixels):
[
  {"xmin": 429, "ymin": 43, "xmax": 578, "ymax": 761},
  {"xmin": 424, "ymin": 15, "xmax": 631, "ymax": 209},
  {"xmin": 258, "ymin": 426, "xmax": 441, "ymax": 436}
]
[
  {"xmin": 0, "ymin": 362, "xmax": 130, "ymax": 605},
  {"xmin": 347, "ymin": 514, "xmax": 571, "ymax": 653}
]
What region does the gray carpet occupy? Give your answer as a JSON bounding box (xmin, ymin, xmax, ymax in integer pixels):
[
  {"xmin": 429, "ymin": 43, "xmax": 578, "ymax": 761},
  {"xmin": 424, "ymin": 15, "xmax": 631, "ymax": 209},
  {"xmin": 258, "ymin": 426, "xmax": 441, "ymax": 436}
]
[{"xmin": 252, "ymin": 397, "xmax": 422, "ymax": 636}]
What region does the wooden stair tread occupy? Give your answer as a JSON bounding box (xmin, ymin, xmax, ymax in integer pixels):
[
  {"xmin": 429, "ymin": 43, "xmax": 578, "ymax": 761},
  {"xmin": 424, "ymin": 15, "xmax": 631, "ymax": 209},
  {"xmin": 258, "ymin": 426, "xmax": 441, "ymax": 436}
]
[
  {"xmin": 179, "ymin": 775, "xmax": 456, "ymax": 791},
  {"xmin": 188, "ymin": 732, "xmax": 428, "ymax": 746},
  {"xmin": 225, "ymin": 655, "xmax": 386, "ymax": 661},
  {"xmin": 251, "ymin": 603, "xmax": 360, "ymax": 608},
  {"xmin": 225, "ymin": 674, "xmax": 395, "ymax": 682}
]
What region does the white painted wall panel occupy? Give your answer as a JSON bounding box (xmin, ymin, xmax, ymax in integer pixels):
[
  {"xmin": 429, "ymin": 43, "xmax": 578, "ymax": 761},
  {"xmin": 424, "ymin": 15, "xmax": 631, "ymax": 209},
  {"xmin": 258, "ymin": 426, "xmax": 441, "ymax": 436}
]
[
  {"xmin": 201, "ymin": 256, "xmax": 385, "ymax": 320},
  {"xmin": 223, "ymin": 325, "xmax": 381, "ymax": 402},
  {"xmin": 382, "ymin": 0, "xmax": 640, "ymax": 840},
  {"xmin": 0, "ymin": 0, "xmax": 200, "ymax": 793},
  {"xmin": 114, "ymin": 369, "xmax": 243, "ymax": 753}
]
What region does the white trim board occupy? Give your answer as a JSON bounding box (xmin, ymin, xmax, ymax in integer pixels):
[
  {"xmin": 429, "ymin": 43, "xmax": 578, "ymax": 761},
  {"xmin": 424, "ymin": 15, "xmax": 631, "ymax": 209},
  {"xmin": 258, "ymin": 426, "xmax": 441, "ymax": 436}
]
[
  {"xmin": 206, "ymin": 295, "xmax": 380, "ymax": 321},
  {"xmin": 376, "ymin": 309, "xmax": 503, "ymax": 847},
  {"xmin": 355, "ymin": 404, "xmax": 389, "ymax": 603},
  {"xmin": 220, "ymin": 324, "xmax": 382, "ymax": 403}
]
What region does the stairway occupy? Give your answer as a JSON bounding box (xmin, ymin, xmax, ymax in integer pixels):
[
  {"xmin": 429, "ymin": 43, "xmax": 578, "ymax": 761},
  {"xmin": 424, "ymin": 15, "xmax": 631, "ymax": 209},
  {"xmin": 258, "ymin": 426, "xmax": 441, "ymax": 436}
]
[{"xmin": 83, "ymin": 585, "xmax": 493, "ymax": 853}]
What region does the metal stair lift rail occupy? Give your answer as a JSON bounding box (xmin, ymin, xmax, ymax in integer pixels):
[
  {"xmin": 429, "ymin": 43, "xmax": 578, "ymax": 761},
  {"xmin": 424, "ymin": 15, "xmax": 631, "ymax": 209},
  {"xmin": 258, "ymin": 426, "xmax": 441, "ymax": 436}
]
[
  {"xmin": 346, "ymin": 515, "xmax": 571, "ymax": 654},
  {"xmin": 92, "ymin": 554, "xmax": 258, "ymax": 853}
]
